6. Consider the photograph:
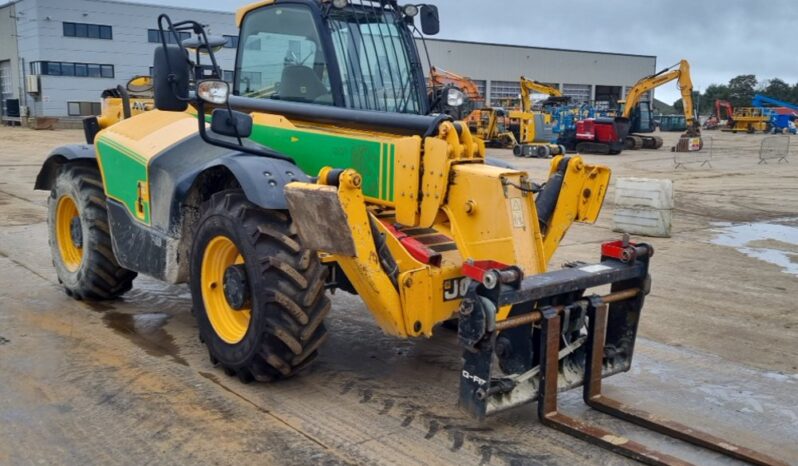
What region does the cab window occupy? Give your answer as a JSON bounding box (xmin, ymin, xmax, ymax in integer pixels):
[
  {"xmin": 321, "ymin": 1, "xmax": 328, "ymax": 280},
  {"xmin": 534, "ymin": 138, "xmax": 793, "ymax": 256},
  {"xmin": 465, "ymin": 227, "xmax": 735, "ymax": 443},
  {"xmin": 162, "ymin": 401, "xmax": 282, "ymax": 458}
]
[{"xmin": 236, "ymin": 5, "xmax": 332, "ymax": 105}]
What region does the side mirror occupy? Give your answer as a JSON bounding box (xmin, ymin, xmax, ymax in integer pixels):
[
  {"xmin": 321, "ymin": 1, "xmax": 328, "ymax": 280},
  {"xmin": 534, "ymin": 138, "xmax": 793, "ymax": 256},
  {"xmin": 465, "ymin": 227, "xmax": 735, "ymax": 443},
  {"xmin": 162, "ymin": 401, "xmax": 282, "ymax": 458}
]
[
  {"xmin": 153, "ymin": 45, "xmax": 190, "ymax": 111},
  {"xmin": 210, "ymin": 108, "xmax": 252, "ymax": 139},
  {"xmin": 420, "ymin": 5, "xmax": 439, "ymax": 35}
]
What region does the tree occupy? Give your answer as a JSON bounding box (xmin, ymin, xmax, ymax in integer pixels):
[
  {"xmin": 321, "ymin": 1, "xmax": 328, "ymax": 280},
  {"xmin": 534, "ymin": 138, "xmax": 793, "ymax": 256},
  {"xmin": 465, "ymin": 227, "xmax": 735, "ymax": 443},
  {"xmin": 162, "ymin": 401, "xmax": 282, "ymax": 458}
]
[
  {"xmin": 727, "ymin": 74, "xmax": 757, "ymax": 108},
  {"xmin": 763, "ymin": 78, "xmax": 794, "ymax": 103},
  {"xmin": 701, "ymin": 84, "xmax": 731, "ymax": 114}
]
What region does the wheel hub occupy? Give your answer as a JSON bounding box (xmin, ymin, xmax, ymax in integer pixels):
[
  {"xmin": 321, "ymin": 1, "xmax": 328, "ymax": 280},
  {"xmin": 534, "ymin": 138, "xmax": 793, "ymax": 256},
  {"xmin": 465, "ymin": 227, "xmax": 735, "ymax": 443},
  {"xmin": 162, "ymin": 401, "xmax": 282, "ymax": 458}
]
[
  {"xmin": 70, "ymin": 216, "xmax": 83, "ymax": 248},
  {"xmin": 223, "ymin": 264, "xmax": 251, "ymax": 310}
]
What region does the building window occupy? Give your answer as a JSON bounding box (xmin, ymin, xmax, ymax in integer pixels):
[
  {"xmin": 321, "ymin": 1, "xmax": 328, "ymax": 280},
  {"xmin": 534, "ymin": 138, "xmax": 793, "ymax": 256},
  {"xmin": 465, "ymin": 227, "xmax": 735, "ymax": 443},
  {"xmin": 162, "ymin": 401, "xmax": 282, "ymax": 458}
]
[
  {"xmin": 490, "ymin": 80, "xmax": 520, "ymax": 107},
  {"xmin": 595, "ymin": 85, "xmax": 622, "ymax": 108},
  {"xmin": 562, "ymin": 84, "xmax": 591, "ymax": 104},
  {"xmin": 67, "ymin": 101, "xmax": 101, "ymax": 116},
  {"xmin": 147, "ymin": 29, "xmax": 191, "ymax": 44},
  {"xmin": 31, "ymin": 61, "xmax": 114, "ymax": 78},
  {"xmin": 223, "ymin": 35, "xmax": 238, "ymax": 48},
  {"xmin": 472, "ymin": 79, "xmax": 486, "ymax": 102},
  {"xmin": 63, "ymin": 22, "xmax": 112, "ymax": 40}
]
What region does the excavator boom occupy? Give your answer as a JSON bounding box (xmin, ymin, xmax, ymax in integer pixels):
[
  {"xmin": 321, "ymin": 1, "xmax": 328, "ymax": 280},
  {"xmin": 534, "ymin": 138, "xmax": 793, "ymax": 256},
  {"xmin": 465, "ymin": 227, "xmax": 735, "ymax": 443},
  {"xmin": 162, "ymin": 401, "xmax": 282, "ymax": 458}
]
[
  {"xmin": 621, "ymin": 59, "xmax": 702, "ymax": 151},
  {"xmin": 428, "ymin": 66, "xmax": 484, "ymax": 102},
  {"xmin": 519, "ymin": 77, "xmax": 562, "ymax": 112},
  {"xmin": 622, "ymin": 59, "xmax": 696, "ymax": 128}
]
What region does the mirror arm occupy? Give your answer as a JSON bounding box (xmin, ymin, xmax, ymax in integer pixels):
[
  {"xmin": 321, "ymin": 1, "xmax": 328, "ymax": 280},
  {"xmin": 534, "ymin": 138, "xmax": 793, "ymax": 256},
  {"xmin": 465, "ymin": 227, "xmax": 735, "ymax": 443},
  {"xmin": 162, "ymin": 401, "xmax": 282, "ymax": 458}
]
[
  {"xmin": 116, "ymin": 84, "xmax": 131, "ymax": 119},
  {"xmin": 195, "ymin": 99, "xmax": 296, "ymax": 164}
]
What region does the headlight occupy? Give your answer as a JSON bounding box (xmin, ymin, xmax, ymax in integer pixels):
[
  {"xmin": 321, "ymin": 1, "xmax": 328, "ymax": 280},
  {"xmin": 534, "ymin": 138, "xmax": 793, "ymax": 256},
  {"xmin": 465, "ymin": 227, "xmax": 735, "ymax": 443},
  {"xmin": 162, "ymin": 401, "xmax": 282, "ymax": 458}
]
[
  {"xmin": 402, "ymin": 4, "xmax": 419, "ymax": 17},
  {"xmin": 197, "ymin": 80, "xmax": 230, "ymax": 105},
  {"xmin": 446, "ymin": 88, "xmax": 465, "ymax": 107},
  {"xmin": 332, "ymin": 0, "xmax": 349, "ymax": 9}
]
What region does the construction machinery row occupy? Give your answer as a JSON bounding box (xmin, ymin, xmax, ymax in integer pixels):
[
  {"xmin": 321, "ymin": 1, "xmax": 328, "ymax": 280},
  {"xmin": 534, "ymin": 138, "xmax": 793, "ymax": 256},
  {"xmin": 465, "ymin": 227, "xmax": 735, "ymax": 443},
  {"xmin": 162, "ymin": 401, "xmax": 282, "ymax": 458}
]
[
  {"xmin": 34, "ymin": 1, "xmax": 782, "ymax": 464},
  {"xmin": 455, "ymin": 61, "xmax": 705, "ymax": 156},
  {"xmin": 706, "ymin": 95, "xmax": 797, "ymax": 134}
]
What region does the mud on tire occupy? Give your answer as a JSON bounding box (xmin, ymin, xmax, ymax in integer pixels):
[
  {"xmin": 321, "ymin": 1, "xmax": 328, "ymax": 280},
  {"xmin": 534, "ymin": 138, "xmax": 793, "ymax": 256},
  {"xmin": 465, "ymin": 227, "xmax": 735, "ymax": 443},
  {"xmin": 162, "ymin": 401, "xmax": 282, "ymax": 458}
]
[
  {"xmin": 190, "ymin": 190, "xmax": 330, "ymax": 382},
  {"xmin": 47, "ymin": 164, "xmax": 137, "ymax": 300}
]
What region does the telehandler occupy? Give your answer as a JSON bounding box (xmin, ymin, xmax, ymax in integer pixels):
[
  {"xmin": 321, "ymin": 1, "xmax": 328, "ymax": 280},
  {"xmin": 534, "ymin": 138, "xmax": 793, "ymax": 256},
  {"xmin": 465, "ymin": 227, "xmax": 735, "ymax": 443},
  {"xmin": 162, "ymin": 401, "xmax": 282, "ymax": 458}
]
[{"xmin": 34, "ymin": 2, "xmax": 784, "ymax": 465}]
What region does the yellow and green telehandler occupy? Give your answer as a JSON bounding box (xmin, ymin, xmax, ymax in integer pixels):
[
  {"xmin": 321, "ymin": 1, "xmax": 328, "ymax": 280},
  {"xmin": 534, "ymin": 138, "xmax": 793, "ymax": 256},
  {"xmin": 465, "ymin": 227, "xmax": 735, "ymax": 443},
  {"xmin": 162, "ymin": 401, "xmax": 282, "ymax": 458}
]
[{"xmin": 34, "ymin": 2, "xmax": 785, "ymax": 465}]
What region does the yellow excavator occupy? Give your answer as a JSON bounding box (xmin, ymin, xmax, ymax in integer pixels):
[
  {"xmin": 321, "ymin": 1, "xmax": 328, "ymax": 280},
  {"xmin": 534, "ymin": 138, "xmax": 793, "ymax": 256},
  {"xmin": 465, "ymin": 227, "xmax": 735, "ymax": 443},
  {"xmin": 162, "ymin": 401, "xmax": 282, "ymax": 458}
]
[
  {"xmin": 618, "ymin": 59, "xmax": 703, "ymax": 151},
  {"xmin": 509, "ymin": 77, "xmax": 565, "ymax": 158},
  {"xmin": 466, "ymin": 107, "xmax": 517, "ymax": 148}
]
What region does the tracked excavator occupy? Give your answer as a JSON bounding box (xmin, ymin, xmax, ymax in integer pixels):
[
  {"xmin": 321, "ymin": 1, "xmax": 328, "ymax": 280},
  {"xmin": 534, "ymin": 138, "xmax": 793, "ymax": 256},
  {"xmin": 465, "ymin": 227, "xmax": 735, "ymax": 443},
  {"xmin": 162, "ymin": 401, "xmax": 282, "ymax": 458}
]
[
  {"xmin": 510, "ymin": 77, "xmax": 566, "ymax": 158},
  {"xmin": 619, "ymin": 59, "xmax": 703, "ymax": 152},
  {"xmin": 34, "ymin": 2, "xmax": 784, "ymax": 465}
]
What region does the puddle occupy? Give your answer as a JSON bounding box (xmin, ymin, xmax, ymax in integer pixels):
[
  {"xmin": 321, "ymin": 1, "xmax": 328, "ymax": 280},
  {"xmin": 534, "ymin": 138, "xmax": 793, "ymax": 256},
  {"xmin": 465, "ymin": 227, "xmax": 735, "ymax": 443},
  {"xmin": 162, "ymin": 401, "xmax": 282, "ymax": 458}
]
[
  {"xmin": 102, "ymin": 312, "xmax": 188, "ymax": 366},
  {"xmin": 710, "ymin": 218, "xmax": 798, "ymax": 276}
]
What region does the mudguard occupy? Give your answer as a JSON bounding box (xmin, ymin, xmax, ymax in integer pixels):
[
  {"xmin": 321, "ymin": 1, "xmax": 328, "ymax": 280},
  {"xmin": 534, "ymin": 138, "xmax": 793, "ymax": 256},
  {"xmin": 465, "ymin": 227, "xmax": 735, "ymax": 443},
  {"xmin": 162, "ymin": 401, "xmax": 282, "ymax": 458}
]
[
  {"xmin": 204, "ymin": 154, "xmax": 309, "ymax": 211},
  {"xmin": 155, "ymin": 151, "xmax": 311, "ymax": 232},
  {"xmin": 34, "ymin": 144, "xmax": 96, "ymax": 190}
]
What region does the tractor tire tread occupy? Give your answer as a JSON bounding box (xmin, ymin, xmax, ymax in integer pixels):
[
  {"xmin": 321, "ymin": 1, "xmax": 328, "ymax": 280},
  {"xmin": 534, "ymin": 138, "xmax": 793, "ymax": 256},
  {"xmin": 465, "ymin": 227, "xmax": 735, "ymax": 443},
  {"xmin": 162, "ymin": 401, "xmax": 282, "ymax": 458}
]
[
  {"xmin": 193, "ymin": 190, "xmax": 329, "ymax": 382},
  {"xmin": 48, "ymin": 164, "xmax": 136, "ymax": 301}
]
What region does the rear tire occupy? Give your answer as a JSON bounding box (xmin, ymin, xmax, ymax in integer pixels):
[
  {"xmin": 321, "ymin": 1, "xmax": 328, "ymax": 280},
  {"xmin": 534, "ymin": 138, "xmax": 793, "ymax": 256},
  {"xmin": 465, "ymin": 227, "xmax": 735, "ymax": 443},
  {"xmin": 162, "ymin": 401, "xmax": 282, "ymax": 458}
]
[
  {"xmin": 190, "ymin": 190, "xmax": 330, "ymax": 382},
  {"xmin": 47, "ymin": 164, "xmax": 136, "ymax": 300}
]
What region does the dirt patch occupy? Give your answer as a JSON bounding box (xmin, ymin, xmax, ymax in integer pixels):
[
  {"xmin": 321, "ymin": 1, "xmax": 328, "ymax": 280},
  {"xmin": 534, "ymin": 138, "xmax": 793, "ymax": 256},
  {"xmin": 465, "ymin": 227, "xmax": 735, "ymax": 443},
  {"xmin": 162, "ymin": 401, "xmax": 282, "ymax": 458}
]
[{"xmin": 0, "ymin": 192, "xmax": 47, "ymax": 226}]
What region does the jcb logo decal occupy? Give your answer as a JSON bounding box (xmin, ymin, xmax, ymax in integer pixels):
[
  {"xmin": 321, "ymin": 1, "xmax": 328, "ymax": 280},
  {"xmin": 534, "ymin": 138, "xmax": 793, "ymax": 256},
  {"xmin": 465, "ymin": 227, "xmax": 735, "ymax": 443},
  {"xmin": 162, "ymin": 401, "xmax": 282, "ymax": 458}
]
[{"xmin": 443, "ymin": 277, "xmax": 469, "ymax": 301}]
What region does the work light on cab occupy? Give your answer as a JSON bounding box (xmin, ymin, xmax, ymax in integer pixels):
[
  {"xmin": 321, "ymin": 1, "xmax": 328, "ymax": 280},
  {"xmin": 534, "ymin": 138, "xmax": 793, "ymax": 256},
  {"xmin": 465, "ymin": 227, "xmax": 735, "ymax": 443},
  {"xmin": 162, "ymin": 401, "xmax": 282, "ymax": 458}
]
[{"xmin": 197, "ymin": 80, "xmax": 229, "ymax": 105}]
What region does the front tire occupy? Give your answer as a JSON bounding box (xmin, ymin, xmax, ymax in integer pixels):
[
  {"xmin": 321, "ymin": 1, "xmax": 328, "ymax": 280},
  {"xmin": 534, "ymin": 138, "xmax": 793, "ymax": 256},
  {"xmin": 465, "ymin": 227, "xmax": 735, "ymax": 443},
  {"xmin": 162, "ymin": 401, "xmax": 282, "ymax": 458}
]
[
  {"xmin": 47, "ymin": 164, "xmax": 136, "ymax": 300},
  {"xmin": 190, "ymin": 190, "xmax": 330, "ymax": 382}
]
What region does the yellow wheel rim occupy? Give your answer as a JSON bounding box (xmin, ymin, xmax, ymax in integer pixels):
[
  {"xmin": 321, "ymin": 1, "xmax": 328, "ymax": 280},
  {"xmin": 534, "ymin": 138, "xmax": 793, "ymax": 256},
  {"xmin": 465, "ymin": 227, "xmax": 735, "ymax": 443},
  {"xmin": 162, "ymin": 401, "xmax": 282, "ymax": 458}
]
[
  {"xmin": 55, "ymin": 195, "xmax": 83, "ymax": 272},
  {"xmin": 200, "ymin": 235, "xmax": 251, "ymax": 344}
]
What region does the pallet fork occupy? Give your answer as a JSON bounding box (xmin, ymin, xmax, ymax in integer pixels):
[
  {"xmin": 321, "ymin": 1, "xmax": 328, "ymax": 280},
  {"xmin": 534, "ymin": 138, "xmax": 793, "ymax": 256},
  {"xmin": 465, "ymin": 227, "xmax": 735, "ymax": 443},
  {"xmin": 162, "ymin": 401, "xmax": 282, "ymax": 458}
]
[{"xmin": 457, "ymin": 239, "xmax": 787, "ymax": 466}]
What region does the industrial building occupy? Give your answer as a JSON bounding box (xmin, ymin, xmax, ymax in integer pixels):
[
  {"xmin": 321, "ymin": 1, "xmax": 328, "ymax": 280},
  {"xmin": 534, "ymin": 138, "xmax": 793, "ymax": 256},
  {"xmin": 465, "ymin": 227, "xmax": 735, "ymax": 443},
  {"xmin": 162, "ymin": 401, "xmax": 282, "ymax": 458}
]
[
  {"xmin": 0, "ymin": 0, "xmax": 656, "ymax": 124},
  {"xmin": 420, "ymin": 38, "xmax": 657, "ymax": 107}
]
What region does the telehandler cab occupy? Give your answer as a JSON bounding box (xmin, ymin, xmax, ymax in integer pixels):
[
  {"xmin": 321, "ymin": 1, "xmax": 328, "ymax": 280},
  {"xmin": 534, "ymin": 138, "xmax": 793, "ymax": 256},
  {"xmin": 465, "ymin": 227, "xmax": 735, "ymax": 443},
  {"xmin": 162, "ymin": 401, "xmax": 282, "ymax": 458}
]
[{"xmin": 34, "ymin": 1, "xmax": 785, "ymax": 464}]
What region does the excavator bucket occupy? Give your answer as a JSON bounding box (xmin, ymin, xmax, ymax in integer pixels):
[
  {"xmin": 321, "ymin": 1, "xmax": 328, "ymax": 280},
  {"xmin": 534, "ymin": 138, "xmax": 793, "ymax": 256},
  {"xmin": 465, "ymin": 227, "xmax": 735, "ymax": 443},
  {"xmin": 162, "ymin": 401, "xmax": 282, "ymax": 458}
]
[
  {"xmin": 673, "ymin": 124, "xmax": 705, "ymax": 152},
  {"xmin": 456, "ymin": 239, "xmax": 787, "ymax": 466}
]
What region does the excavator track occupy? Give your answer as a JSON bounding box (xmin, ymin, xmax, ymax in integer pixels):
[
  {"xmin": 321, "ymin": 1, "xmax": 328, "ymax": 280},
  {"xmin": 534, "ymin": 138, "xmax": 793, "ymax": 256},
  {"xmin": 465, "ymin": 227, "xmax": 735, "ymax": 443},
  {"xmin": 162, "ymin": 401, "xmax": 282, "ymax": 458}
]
[{"xmin": 625, "ymin": 135, "xmax": 645, "ymax": 150}]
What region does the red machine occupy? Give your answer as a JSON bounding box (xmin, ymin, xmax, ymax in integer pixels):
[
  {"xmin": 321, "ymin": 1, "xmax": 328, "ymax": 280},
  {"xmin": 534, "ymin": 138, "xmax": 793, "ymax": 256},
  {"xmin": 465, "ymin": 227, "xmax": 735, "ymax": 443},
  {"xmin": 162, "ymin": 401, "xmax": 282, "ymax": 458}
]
[
  {"xmin": 715, "ymin": 100, "xmax": 734, "ymax": 122},
  {"xmin": 559, "ymin": 117, "xmax": 626, "ymax": 155}
]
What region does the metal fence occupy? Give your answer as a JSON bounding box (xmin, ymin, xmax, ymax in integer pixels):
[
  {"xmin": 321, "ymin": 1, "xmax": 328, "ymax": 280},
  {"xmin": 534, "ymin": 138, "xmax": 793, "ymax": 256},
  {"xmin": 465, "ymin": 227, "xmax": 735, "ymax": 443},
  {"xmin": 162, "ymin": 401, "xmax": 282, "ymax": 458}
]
[
  {"xmin": 673, "ymin": 136, "xmax": 712, "ymax": 169},
  {"xmin": 672, "ymin": 135, "xmax": 793, "ymax": 169},
  {"xmin": 759, "ymin": 136, "xmax": 790, "ymax": 164}
]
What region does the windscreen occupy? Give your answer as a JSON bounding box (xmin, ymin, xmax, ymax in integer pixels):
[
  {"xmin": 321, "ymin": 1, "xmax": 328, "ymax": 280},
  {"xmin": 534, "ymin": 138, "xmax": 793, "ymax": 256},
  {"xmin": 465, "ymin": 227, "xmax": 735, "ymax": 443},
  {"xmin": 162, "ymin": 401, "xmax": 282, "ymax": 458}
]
[
  {"xmin": 236, "ymin": 5, "xmax": 332, "ymax": 105},
  {"xmin": 327, "ymin": 3, "xmax": 424, "ymax": 114}
]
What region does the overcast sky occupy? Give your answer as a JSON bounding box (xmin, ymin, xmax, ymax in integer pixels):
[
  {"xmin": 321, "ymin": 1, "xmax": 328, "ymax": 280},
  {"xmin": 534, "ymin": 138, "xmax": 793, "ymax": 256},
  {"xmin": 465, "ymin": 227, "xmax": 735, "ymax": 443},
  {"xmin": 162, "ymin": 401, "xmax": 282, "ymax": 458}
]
[{"xmin": 10, "ymin": 0, "xmax": 794, "ymax": 103}]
